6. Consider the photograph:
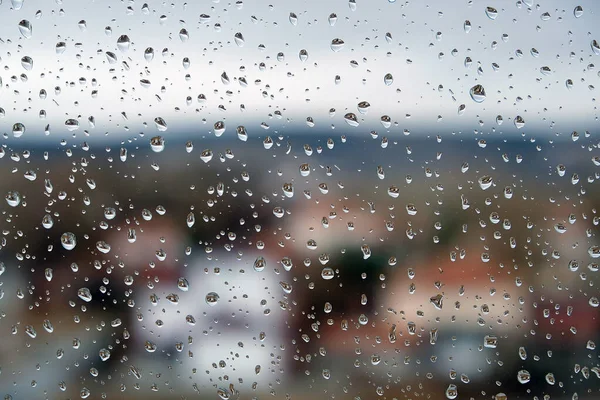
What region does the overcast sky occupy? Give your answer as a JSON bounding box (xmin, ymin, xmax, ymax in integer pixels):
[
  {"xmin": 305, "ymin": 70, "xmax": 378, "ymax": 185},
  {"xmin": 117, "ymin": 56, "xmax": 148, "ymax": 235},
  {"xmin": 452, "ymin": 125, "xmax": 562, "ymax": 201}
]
[{"xmin": 0, "ymin": 0, "xmax": 599, "ymax": 144}]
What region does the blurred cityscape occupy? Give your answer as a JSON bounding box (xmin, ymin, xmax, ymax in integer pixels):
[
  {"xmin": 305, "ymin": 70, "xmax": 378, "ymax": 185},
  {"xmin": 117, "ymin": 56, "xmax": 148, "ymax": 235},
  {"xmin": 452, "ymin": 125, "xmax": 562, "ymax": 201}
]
[{"xmin": 1, "ymin": 134, "xmax": 599, "ymax": 399}]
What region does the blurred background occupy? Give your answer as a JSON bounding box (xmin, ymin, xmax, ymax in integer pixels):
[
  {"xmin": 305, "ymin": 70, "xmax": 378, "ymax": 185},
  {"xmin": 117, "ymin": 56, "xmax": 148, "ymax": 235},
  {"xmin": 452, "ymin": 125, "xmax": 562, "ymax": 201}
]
[{"xmin": 1, "ymin": 0, "xmax": 600, "ymax": 399}]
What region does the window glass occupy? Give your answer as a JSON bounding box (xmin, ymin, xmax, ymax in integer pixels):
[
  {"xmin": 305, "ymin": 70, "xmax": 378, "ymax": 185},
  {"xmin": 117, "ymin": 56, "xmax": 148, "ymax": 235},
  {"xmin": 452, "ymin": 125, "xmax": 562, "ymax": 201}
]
[{"xmin": 1, "ymin": 1, "xmax": 599, "ymax": 399}]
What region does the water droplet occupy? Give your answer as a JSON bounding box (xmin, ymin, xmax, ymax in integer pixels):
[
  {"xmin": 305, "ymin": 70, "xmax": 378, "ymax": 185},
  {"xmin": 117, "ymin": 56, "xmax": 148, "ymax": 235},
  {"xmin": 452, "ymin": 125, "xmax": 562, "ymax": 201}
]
[
  {"xmin": 321, "ymin": 267, "xmax": 335, "ymax": 280},
  {"xmin": 150, "ymin": 136, "xmax": 165, "ymax": 152},
  {"xmin": 77, "ymin": 287, "xmax": 92, "ymax": 302},
  {"xmin": 299, "ymin": 49, "xmax": 309, "ymax": 62},
  {"xmin": 330, "ymin": 38, "xmax": 345, "ymax": 52},
  {"xmin": 485, "ymin": 6, "xmax": 498, "ymax": 20},
  {"xmin": 65, "ymin": 119, "xmax": 79, "ymax": 131},
  {"xmin": 205, "ymin": 292, "xmax": 220, "ymax": 306},
  {"xmin": 388, "ymin": 185, "xmax": 400, "ymax": 198},
  {"xmin": 574, "ymin": 5, "xmax": 584, "ymax": 18},
  {"xmin": 234, "ymin": 32, "xmax": 245, "ymax": 47},
  {"xmin": 469, "ymin": 84, "xmax": 486, "ymax": 102},
  {"xmin": 344, "ymin": 113, "xmax": 359, "ymax": 127},
  {"xmin": 96, "ymin": 241, "xmax": 111, "ymax": 254},
  {"xmin": 25, "ymin": 325, "xmax": 37, "ymax": 339},
  {"xmin": 514, "ymin": 115, "xmax": 525, "ymax": 129},
  {"xmin": 105, "ymin": 51, "xmax": 118, "ymax": 64},
  {"xmin": 55, "ymin": 42, "xmax": 66, "ymax": 54},
  {"xmin": 18, "ymin": 20, "xmax": 32, "ymax": 39},
  {"xmin": 381, "ymin": 115, "xmax": 391, "ymax": 128},
  {"xmin": 61, "ymin": 232, "xmax": 76, "ymax": 250},
  {"xmin": 383, "ymin": 73, "xmax": 393, "ymax": 85},
  {"xmin": 154, "ymin": 117, "xmax": 167, "ymax": 131},
  {"xmin": 214, "ymin": 121, "xmax": 226, "ymax": 137},
  {"xmin": 328, "ymin": 13, "xmax": 337, "ymax": 26},
  {"xmin": 518, "ymin": 346, "xmax": 527, "ymax": 360},
  {"xmin": 430, "ymin": 294, "xmax": 444, "ymax": 310},
  {"xmin": 254, "ymin": 256, "xmax": 266, "ymax": 272},
  {"xmin": 145, "ymin": 341, "xmax": 157, "ymax": 352},
  {"xmin": 484, "ymin": 335, "xmax": 498, "ymax": 348},
  {"xmin": 177, "ymin": 277, "xmax": 190, "ymax": 291},
  {"xmin": 588, "ymin": 245, "xmax": 600, "ymax": 258},
  {"xmin": 445, "ymin": 384, "xmax": 458, "ymax": 399},
  {"xmin": 478, "ymin": 175, "xmax": 493, "ymax": 190},
  {"xmin": 12, "ymin": 122, "xmax": 25, "ymax": 138},
  {"xmin": 117, "ymin": 35, "xmax": 131, "ymax": 52},
  {"xmin": 517, "ymin": 369, "xmax": 531, "ymax": 384},
  {"xmin": 21, "ymin": 56, "xmax": 33, "ymax": 71},
  {"xmin": 99, "ymin": 348, "xmax": 111, "ymax": 362},
  {"xmin": 42, "ymin": 214, "xmax": 54, "ymax": 229},
  {"xmin": 179, "ymin": 28, "xmax": 189, "ymax": 42},
  {"xmin": 357, "ymin": 101, "xmax": 370, "ymax": 114},
  {"xmin": 236, "ymin": 125, "xmax": 248, "ymax": 141},
  {"xmin": 464, "ymin": 20, "xmax": 472, "ymax": 33},
  {"xmin": 144, "ymin": 47, "xmax": 154, "ymax": 62},
  {"xmin": 566, "ymin": 79, "xmax": 574, "ymax": 89},
  {"xmin": 592, "ymin": 40, "xmax": 600, "ymax": 56},
  {"xmin": 200, "ymin": 149, "xmax": 213, "ymax": 163},
  {"xmin": 11, "ymin": 0, "xmax": 24, "ymax": 11},
  {"xmin": 289, "ymin": 12, "xmax": 298, "ymax": 26}
]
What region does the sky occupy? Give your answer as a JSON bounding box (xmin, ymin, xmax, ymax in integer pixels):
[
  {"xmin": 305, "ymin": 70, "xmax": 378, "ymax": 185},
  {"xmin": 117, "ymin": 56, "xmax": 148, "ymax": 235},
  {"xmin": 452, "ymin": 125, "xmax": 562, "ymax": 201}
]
[{"xmin": 0, "ymin": 0, "xmax": 599, "ymax": 144}]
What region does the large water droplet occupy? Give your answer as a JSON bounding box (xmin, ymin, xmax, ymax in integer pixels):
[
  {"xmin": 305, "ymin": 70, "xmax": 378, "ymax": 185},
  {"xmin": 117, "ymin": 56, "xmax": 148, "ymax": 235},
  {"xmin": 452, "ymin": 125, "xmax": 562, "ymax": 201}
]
[
  {"xmin": 289, "ymin": 12, "xmax": 298, "ymax": 26},
  {"xmin": 65, "ymin": 119, "xmax": 80, "ymax": 131},
  {"xmin": 117, "ymin": 35, "xmax": 131, "ymax": 52},
  {"xmin": 206, "ymin": 292, "xmax": 220, "ymax": 306},
  {"xmin": 61, "ymin": 232, "xmax": 76, "ymax": 250},
  {"xmin": 18, "ymin": 20, "xmax": 32, "ymax": 38},
  {"xmin": 299, "ymin": 49, "xmax": 309, "ymax": 62},
  {"xmin": 234, "ymin": 32, "xmax": 245, "ymax": 47},
  {"xmin": 328, "ymin": 13, "xmax": 337, "ymax": 26},
  {"xmin": 330, "ymin": 38, "xmax": 345, "ymax": 52},
  {"xmin": 254, "ymin": 256, "xmax": 266, "ymax": 272},
  {"xmin": 464, "ymin": 20, "xmax": 472, "ymax": 33},
  {"xmin": 485, "ymin": 6, "xmax": 498, "ymax": 20},
  {"xmin": 5, "ymin": 191, "xmax": 21, "ymax": 207},
  {"xmin": 469, "ymin": 84, "xmax": 486, "ymax": 102},
  {"xmin": 21, "ymin": 56, "xmax": 33, "ymax": 71},
  {"xmin": 12, "ymin": 122, "xmax": 25, "ymax": 138},
  {"xmin": 77, "ymin": 287, "xmax": 92, "ymax": 302},
  {"xmin": 144, "ymin": 47, "xmax": 154, "ymax": 62},
  {"xmin": 150, "ymin": 136, "xmax": 165, "ymax": 152},
  {"xmin": 592, "ymin": 40, "xmax": 600, "ymax": 56},
  {"xmin": 384, "ymin": 73, "xmax": 393, "ymax": 85},
  {"xmin": 344, "ymin": 113, "xmax": 359, "ymax": 127},
  {"xmin": 517, "ymin": 369, "xmax": 531, "ymax": 384}
]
